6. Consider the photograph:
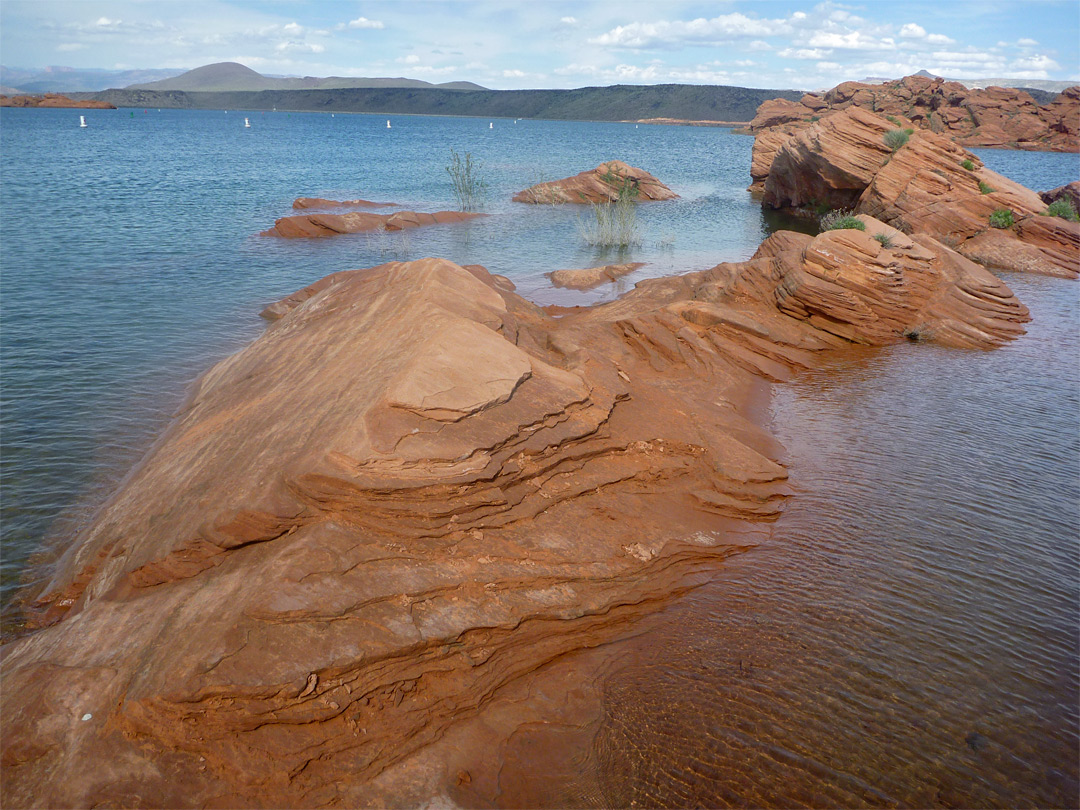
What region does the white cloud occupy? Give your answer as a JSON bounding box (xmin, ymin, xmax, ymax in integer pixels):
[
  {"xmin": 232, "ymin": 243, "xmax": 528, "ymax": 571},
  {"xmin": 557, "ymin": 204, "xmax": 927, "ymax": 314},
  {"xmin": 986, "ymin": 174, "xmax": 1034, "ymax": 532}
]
[
  {"xmin": 925, "ymin": 33, "xmax": 955, "ymax": 45},
  {"xmin": 779, "ymin": 47, "xmax": 832, "ymax": 59},
  {"xmin": 346, "ymin": 17, "xmax": 384, "ymax": 30},
  {"xmin": 816, "ymin": 61, "xmax": 843, "ymax": 71},
  {"xmin": 282, "ymin": 22, "xmax": 303, "ymax": 35},
  {"xmin": 56, "ymin": 43, "xmax": 86, "ymax": 52},
  {"xmin": 560, "ymin": 17, "xmax": 577, "ymax": 25},
  {"xmin": 899, "ymin": 23, "xmax": 926, "ymax": 39},
  {"xmin": 807, "ymin": 30, "xmax": 895, "ymax": 50},
  {"xmin": 1011, "ymin": 54, "xmax": 1061, "ymax": 72},
  {"xmin": 503, "ymin": 69, "xmax": 526, "ymax": 77},
  {"xmin": 275, "ymin": 41, "xmax": 325, "ymax": 54},
  {"xmin": 96, "ymin": 17, "xmax": 120, "ymax": 27},
  {"xmin": 1017, "ymin": 37, "xmax": 1038, "ymax": 46},
  {"xmin": 589, "ymin": 13, "xmax": 793, "ymax": 49},
  {"xmin": 398, "ymin": 54, "xmax": 421, "ymax": 64}
]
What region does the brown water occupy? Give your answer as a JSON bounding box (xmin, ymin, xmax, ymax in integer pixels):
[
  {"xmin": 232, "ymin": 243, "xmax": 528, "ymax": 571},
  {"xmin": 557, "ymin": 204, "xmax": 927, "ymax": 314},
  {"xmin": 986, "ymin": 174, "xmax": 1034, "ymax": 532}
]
[{"xmin": 456, "ymin": 271, "xmax": 1078, "ymax": 809}]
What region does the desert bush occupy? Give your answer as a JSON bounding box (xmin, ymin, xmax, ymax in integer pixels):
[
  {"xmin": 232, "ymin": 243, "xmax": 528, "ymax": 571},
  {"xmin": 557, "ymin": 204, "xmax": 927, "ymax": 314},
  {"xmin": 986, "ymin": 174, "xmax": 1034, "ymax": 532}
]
[
  {"xmin": 446, "ymin": 149, "xmax": 488, "ymax": 212},
  {"xmin": 820, "ymin": 209, "xmax": 866, "ymax": 232},
  {"xmin": 988, "ymin": 208, "xmax": 1014, "ymax": 229},
  {"xmin": 960, "ymin": 159, "xmax": 975, "ymax": 171},
  {"xmin": 978, "ymin": 180, "xmax": 995, "ymax": 195},
  {"xmin": 873, "ymin": 232, "xmax": 894, "ymax": 248},
  {"xmin": 883, "ymin": 128, "xmax": 914, "ymax": 152},
  {"xmin": 1044, "ymin": 198, "xmax": 1080, "ymax": 221}
]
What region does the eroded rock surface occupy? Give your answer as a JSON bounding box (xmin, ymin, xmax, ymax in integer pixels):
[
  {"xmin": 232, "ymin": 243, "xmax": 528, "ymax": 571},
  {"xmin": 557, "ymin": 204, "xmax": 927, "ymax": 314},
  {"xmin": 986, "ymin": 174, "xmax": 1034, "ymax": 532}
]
[
  {"xmin": 2, "ymin": 238, "xmax": 1029, "ymax": 806},
  {"xmin": 549, "ymin": 262, "xmax": 645, "ymax": 290},
  {"xmin": 513, "ymin": 161, "xmax": 678, "ymax": 204},
  {"xmin": 748, "ymin": 75, "xmax": 1079, "ymax": 158},
  {"xmin": 292, "ymin": 197, "xmax": 399, "ymax": 210},
  {"xmin": 261, "ymin": 209, "xmax": 486, "ymax": 238},
  {"xmin": 756, "ymin": 107, "xmax": 1079, "ymax": 279}
]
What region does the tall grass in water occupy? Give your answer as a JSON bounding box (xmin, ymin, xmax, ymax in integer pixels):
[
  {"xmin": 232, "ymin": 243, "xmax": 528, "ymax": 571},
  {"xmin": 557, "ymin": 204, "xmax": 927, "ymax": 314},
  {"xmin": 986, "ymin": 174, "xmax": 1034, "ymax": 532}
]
[
  {"xmin": 578, "ymin": 179, "xmax": 642, "ymax": 247},
  {"xmin": 446, "ymin": 149, "xmax": 487, "ymax": 212}
]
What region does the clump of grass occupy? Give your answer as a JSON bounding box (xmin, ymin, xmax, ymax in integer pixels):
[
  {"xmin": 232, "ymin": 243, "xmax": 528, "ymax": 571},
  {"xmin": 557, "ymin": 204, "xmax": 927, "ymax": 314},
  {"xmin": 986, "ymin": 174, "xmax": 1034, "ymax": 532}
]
[
  {"xmin": 872, "ymin": 232, "xmax": 894, "ymax": 248},
  {"xmin": 446, "ymin": 148, "xmax": 488, "ymax": 212},
  {"xmin": 886, "ymin": 115, "xmax": 901, "ymax": 126},
  {"xmin": 1044, "ymin": 198, "xmax": 1080, "ymax": 221},
  {"xmin": 884, "ymin": 128, "xmax": 913, "ymax": 152},
  {"xmin": 578, "ymin": 178, "xmax": 642, "ymax": 247},
  {"xmin": 960, "ymin": 158, "xmax": 975, "ymax": 171},
  {"xmin": 820, "ymin": 209, "xmax": 866, "ymax": 232},
  {"xmin": 988, "ymin": 208, "xmax": 1014, "ymax": 229},
  {"xmin": 978, "ymin": 180, "xmax": 995, "ymax": 195}
]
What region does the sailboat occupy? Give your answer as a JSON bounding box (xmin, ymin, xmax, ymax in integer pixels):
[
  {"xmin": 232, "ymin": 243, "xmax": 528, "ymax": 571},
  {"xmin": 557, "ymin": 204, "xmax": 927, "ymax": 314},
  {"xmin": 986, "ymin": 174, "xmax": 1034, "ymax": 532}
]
[{"xmin": 79, "ymin": 115, "xmax": 87, "ymax": 128}]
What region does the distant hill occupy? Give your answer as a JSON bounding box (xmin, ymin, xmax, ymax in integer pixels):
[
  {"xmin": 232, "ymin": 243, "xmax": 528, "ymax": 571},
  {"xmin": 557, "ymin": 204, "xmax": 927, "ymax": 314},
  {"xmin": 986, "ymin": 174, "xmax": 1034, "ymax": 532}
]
[
  {"xmin": 0, "ymin": 65, "xmax": 185, "ymax": 93},
  {"xmin": 128, "ymin": 62, "xmax": 488, "ymax": 93},
  {"xmin": 87, "ymin": 83, "xmax": 804, "ymax": 123}
]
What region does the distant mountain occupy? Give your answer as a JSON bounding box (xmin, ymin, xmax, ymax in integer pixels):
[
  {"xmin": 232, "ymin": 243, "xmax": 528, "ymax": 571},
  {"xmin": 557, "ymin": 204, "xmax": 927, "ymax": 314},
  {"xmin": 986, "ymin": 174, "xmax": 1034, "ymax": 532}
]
[
  {"xmin": 0, "ymin": 65, "xmax": 185, "ymax": 93},
  {"xmin": 87, "ymin": 83, "xmax": 804, "ymax": 123},
  {"xmin": 128, "ymin": 62, "xmax": 488, "ymax": 93}
]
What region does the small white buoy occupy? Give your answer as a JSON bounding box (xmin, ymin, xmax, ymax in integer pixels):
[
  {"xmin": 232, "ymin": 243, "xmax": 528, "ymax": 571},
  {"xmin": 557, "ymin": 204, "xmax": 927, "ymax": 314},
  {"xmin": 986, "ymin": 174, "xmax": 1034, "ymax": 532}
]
[
  {"xmin": 244, "ymin": 117, "xmax": 250, "ymax": 128},
  {"xmin": 489, "ymin": 122, "xmax": 493, "ymax": 129},
  {"xmin": 79, "ymin": 115, "xmax": 87, "ymax": 128},
  {"xmin": 331, "ymin": 113, "xmax": 335, "ymax": 118},
  {"xmin": 387, "ymin": 119, "xmax": 391, "ymax": 128},
  {"xmin": 81, "ymin": 713, "xmax": 92, "ymax": 721}
]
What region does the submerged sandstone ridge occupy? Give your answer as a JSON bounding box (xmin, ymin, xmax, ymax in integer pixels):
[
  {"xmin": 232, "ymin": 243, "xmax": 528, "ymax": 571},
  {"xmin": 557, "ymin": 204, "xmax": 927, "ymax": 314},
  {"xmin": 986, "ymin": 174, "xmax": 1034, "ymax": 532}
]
[
  {"xmin": 1, "ymin": 220, "xmax": 1032, "ymax": 804},
  {"xmin": 260, "ymin": 209, "xmax": 485, "ymax": 238},
  {"xmin": 513, "ymin": 161, "xmax": 678, "ymax": 204},
  {"xmin": 751, "ymin": 106, "xmax": 1080, "ymax": 279}
]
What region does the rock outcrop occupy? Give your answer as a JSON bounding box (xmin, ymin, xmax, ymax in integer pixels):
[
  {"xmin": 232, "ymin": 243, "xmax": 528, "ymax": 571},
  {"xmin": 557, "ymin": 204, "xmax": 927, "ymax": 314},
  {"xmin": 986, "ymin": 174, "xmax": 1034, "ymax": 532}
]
[
  {"xmin": 513, "ymin": 161, "xmax": 678, "ymax": 204},
  {"xmin": 549, "ymin": 262, "xmax": 645, "ymax": 290},
  {"xmin": 261, "ymin": 209, "xmax": 485, "ymax": 238},
  {"xmin": 1040, "ymin": 181, "xmax": 1080, "ymax": 213},
  {"xmin": 0, "ymin": 93, "xmax": 116, "ymax": 109},
  {"xmin": 755, "ymin": 107, "xmax": 1079, "ymax": 279},
  {"xmin": 1, "ymin": 232, "xmax": 1029, "ymax": 806},
  {"xmin": 747, "ymin": 75, "xmax": 1080, "ymax": 156},
  {"xmin": 292, "ymin": 197, "xmax": 399, "ymax": 210}
]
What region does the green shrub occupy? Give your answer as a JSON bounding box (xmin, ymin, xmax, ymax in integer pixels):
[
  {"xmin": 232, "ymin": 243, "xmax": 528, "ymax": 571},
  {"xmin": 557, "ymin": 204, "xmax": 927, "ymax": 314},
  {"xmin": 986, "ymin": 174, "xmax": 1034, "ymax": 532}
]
[
  {"xmin": 1044, "ymin": 198, "xmax": 1080, "ymax": 221},
  {"xmin": 978, "ymin": 180, "xmax": 995, "ymax": 195},
  {"xmin": 884, "ymin": 128, "xmax": 910, "ymax": 152},
  {"xmin": 873, "ymin": 232, "xmax": 894, "ymax": 248},
  {"xmin": 886, "ymin": 115, "xmax": 901, "ymax": 126},
  {"xmin": 960, "ymin": 159, "xmax": 975, "ymax": 171},
  {"xmin": 578, "ymin": 178, "xmax": 642, "ymax": 247},
  {"xmin": 988, "ymin": 208, "xmax": 1014, "ymax": 229},
  {"xmin": 820, "ymin": 210, "xmax": 866, "ymax": 232},
  {"xmin": 446, "ymin": 149, "xmax": 488, "ymax": 211}
]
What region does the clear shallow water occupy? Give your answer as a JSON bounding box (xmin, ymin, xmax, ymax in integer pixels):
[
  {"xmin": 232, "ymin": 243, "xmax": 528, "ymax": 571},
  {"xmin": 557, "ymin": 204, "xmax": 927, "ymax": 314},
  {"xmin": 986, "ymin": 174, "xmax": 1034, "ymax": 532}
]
[{"xmin": 0, "ymin": 106, "xmax": 781, "ymax": 603}]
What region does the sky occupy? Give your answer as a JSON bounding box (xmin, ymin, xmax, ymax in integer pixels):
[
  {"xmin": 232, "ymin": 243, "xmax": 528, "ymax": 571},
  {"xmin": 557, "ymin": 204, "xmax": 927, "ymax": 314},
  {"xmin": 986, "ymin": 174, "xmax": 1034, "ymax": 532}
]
[{"xmin": 1, "ymin": 0, "xmax": 1078, "ymax": 91}]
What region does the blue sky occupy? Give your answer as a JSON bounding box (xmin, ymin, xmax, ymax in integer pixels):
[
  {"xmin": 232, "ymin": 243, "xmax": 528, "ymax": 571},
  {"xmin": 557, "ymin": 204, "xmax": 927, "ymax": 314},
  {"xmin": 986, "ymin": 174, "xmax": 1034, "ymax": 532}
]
[{"xmin": 2, "ymin": 0, "xmax": 1077, "ymax": 90}]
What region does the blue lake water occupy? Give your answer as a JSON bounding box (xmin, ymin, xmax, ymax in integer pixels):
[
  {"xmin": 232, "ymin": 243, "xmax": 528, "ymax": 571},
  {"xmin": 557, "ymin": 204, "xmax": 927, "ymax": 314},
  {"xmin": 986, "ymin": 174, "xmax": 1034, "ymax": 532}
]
[{"xmin": 1, "ymin": 105, "xmax": 1077, "ymax": 806}]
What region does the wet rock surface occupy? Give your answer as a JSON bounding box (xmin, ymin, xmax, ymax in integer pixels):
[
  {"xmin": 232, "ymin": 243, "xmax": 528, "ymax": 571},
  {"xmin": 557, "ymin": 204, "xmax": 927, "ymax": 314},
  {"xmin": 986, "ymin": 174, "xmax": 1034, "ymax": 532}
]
[
  {"xmin": 260, "ymin": 209, "xmax": 486, "ymax": 238},
  {"xmin": 292, "ymin": 197, "xmax": 400, "ymax": 210},
  {"xmin": 549, "ymin": 262, "xmax": 645, "ymax": 290},
  {"xmin": 513, "ymin": 160, "xmax": 679, "ymax": 204},
  {"xmin": 0, "ymin": 226, "xmax": 1031, "ymax": 806}
]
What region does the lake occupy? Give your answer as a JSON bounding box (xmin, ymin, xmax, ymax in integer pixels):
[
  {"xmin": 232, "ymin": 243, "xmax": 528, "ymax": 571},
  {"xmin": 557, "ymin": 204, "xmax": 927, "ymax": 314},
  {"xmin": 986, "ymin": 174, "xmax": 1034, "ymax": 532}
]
[{"xmin": 1, "ymin": 106, "xmax": 1077, "ymax": 807}]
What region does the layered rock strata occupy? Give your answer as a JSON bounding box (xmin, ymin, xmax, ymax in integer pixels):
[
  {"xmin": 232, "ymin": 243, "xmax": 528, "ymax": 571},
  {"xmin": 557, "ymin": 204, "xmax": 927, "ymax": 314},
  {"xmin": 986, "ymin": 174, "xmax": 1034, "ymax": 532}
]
[
  {"xmin": 260, "ymin": 209, "xmax": 485, "ymax": 238},
  {"xmin": 513, "ymin": 161, "xmax": 678, "ymax": 204},
  {"xmin": 1, "ymin": 231, "xmax": 1029, "ymax": 806},
  {"xmin": 748, "ymin": 75, "xmax": 1079, "ymax": 154},
  {"xmin": 755, "ymin": 107, "xmax": 1079, "ymax": 279},
  {"xmin": 0, "ymin": 93, "xmax": 116, "ymax": 109}
]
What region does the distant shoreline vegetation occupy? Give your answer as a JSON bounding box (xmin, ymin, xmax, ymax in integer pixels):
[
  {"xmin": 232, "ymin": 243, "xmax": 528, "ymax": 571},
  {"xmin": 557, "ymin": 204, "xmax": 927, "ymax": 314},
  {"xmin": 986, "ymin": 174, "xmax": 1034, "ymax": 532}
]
[{"xmin": 69, "ymin": 84, "xmax": 804, "ymax": 124}]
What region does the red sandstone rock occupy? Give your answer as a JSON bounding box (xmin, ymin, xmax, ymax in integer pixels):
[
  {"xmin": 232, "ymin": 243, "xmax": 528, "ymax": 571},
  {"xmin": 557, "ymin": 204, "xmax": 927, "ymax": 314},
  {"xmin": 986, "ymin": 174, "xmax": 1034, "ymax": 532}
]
[
  {"xmin": 747, "ymin": 75, "xmax": 1079, "ymax": 154},
  {"xmin": 1039, "ymin": 182, "xmax": 1080, "ymax": 213},
  {"xmin": 513, "ymin": 161, "xmax": 678, "ymax": 204},
  {"xmin": 756, "ymin": 108, "xmax": 1079, "ymax": 279},
  {"xmin": 0, "ymin": 93, "xmax": 116, "ymax": 109},
  {"xmin": 261, "ymin": 208, "xmax": 486, "ymax": 238},
  {"xmin": 292, "ymin": 197, "xmax": 399, "ymax": 210},
  {"xmin": 1, "ymin": 237, "xmax": 1030, "ymax": 805},
  {"xmin": 549, "ymin": 262, "xmax": 645, "ymax": 290}
]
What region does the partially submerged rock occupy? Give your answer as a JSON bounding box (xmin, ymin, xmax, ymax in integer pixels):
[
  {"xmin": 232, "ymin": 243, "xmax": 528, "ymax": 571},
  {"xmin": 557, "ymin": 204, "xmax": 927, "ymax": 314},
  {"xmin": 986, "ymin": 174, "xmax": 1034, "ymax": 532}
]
[
  {"xmin": 513, "ymin": 161, "xmax": 678, "ymax": 204},
  {"xmin": 756, "ymin": 107, "xmax": 1079, "ymax": 279},
  {"xmin": 1, "ymin": 230, "xmax": 1030, "ymax": 805},
  {"xmin": 292, "ymin": 197, "xmax": 399, "ymax": 210},
  {"xmin": 549, "ymin": 262, "xmax": 645, "ymax": 290},
  {"xmin": 261, "ymin": 209, "xmax": 485, "ymax": 238}
]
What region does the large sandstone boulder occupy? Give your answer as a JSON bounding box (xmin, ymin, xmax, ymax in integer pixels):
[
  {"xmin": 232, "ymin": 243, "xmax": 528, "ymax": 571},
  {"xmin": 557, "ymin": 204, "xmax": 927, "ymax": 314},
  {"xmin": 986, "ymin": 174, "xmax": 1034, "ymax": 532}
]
[
  {"xmin": 549, "ymin": 262, "xmax": 645, "ymax": 290},
  {"xmin": 2, "ymin": 239, "xmax": 1029, "ymax": 806},
  {"xmin": 757, "ymin": 108, "xmax": 1079, "ymax": 279},
  {"xmin": 513, "ymin": 161, "xmax": 678, "ymax": 204},
  {"xmin": 747, "ymin": 74, "xmax": 1080, "ymax": 154}
]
